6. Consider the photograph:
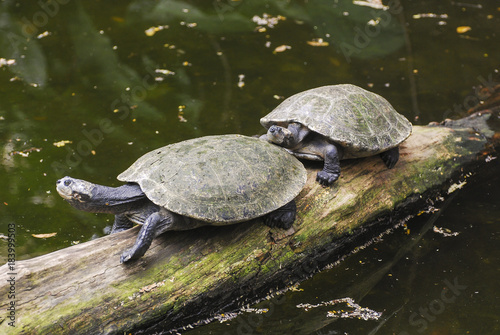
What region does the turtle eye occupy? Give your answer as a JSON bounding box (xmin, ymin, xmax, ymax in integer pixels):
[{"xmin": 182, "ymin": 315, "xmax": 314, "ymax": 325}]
[{"xmin": 64, "ymin": 179, "xmax": 72, "ymax": 186}]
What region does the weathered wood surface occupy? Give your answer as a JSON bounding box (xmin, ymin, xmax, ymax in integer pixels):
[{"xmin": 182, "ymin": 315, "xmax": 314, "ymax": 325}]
[{"xmin": 0, "ymin": 112, "xmax": 497, "ymax": 335}]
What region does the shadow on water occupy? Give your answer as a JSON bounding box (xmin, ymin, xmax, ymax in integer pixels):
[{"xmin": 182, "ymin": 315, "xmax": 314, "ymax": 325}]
[{"xmin": 0, "ymin": 0, "xmax": 499, "ymax": 333}]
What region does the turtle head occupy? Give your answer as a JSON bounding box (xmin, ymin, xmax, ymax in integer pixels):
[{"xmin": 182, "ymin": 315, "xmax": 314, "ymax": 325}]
[
  {"xmin": 266, "ymin": 125, "xmax": 295, "ymax": 148},
  {"xmin": 57, "ymin": 176, "xmax": 147, "ymax": 214},
  {"xmin": 56, "ymin": 176, "xmax": 104, "ymax": 212}
]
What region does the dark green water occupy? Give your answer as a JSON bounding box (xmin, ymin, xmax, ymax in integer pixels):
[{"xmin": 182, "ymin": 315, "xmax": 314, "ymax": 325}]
[{"xmin": 0, "ymin": 0, "xmax": 498, "ymax": 334}]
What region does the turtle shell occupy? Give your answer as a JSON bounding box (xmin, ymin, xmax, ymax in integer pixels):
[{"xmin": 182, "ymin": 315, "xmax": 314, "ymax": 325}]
[
  {"xmin": 260, "ymin": 84, "xmax": 412, "ymax": 157},
  {"xmin": 117, "ymin": 135, "xmax": 306, "ymax": 224}
]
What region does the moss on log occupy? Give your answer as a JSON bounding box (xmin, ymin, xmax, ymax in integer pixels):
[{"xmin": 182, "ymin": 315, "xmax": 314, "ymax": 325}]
[{"xmin": 0, "ymin": 113, "xmax": 497, "ymax": 334}]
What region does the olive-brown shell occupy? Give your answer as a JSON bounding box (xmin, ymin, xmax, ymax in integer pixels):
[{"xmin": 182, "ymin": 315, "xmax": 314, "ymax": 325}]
[
  {"xmin": 261, "ymin": 84, "xmax": 412, "ymax": 156},
  {"xmin": 117, "ymin": 135, "xmax": 306, "ymax": 224}
]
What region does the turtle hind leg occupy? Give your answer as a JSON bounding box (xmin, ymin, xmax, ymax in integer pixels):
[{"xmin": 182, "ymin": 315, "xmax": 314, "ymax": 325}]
[
  {"xmin": 380, "ymin": 147, "xmax": 399, "ymax": 169},
  {"xmin": 264, "ymin": 200, "xmax": 296, "ymax": 229}
]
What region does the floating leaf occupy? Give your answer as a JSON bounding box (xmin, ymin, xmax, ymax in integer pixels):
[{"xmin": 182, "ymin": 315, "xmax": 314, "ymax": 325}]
[
  {"xmin": 273, "ymin": 45, "xmax": 291, "ymax": 53},
  {"xmin": 456, "ymin": 26, "xmax": 471, "ymax": 34},
  {"xmin": 10, "ymin": 147, "xmax": 42, "ymax": 157},
  {"xmin": 0, "ymin": 58, "xmax": 16, "ymax": 67},
  {"xmin": 252, "ymin": 14, "xmax": 286, "ymax": 29},
  {"xmin": 32, "ymin": 232, "xmax": 57, "ymax": 239},
  {"xmin": 53, "ymin": 140, "xmax": 73, "ymax": 147},
  {"xmin": 353, "ymin": 0, "xmax": 388, "ymax": 10},
  {"xmin": 413, "ymin": 13, "xmax": 448, "ymax": 19},
  {"xmin": 448, "ymin": 180, "xmax": 467, "ymax": 194},
  {"xmin": 237, "ymin": 74, "xmax": 245, "ymax": 88},
  {"xmin": 145, "ymin": 25, "xmax": 169, "ymax": 36},
  {"xmin": 307, "ymin": 38, "xmax": 329, "ymax": 47},
  {"xmin": 433, "ymin": 226, "xmax": 460, "ymax": 237},
  {"xmin": 37, "ymin": 31, "xmax": 51, "ymax": 39}
]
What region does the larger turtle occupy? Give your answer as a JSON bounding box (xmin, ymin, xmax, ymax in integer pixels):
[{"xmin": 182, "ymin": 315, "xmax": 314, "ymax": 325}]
[
  {"xmin": 56, "ymin": 135, "xmax": 306, "ymax": 263},
  {"xmin": 260, "ymin": 84, "xmax": 412, "ymax": 186}
]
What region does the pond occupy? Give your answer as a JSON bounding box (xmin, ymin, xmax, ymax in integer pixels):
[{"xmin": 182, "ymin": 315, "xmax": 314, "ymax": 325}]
[{"xmin": 0, "ymin": 0, "xmax": 498, "ymax": 334}]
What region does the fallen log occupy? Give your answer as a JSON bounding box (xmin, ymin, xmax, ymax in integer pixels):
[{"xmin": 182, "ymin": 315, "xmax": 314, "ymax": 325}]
[{"xmin": 0, "ymin": 112, "xmax": 498, "ymax": 335}]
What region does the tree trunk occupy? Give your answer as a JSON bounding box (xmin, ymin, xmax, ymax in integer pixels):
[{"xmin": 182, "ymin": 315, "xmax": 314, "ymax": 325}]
[{"xmin": 0, "ymin": 112, "xmax": 497, "ymax": 335}]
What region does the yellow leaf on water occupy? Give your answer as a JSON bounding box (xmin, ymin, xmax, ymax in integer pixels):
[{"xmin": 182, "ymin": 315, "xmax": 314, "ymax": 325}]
[
  {"xmin": 53, "ymin": 140, "xmax": 72, "ymax": 147},
  {"xmin": 307, "ymin": 38, "xmax": 329, "ymax": 47},
  {"xmin": 32, "ymin": 232, "xmax": 57, "ymax": 239},
  {"xmin": 456, "ymin": 26, "xmax": 471, "ymax": 34},
  {"xmin": 273, "ymin": 45, "xmax": 291, "ymax": 54},
  {"xmin": 145, "ymin": 25, "xmax": 169, "ymax": 36}
]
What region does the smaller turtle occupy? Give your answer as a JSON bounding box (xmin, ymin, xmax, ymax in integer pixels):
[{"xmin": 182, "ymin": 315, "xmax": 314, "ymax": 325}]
[
  {"xmin": 56, "ymin": 135, "xmax": 306, "ymax": 263},
  {"xmin": 260, "ymin": 84, "xmax": 412, "ymax": 186}
]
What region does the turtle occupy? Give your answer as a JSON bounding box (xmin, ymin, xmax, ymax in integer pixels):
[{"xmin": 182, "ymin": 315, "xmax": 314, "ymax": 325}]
[
  {"xmin": 260, "ymin": 84, "xmax": 412, "ymax": 186},
  {"xmin": 56, "ymin": 134, "xmax": 306, "ymax": 263}
]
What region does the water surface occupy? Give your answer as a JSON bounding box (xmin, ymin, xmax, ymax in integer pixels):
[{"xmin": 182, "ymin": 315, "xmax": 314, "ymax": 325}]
[{"xmin": 0, "ymin": 0, "xmax": 498, "ymax": 333}]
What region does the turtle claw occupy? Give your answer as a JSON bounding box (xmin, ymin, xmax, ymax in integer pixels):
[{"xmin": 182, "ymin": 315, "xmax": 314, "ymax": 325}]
[
  {"xmin": 120, "ymin": 248, "xmax": 138, "ymax": 263},
  {"xmin": 120, "ymin": 242, "xmax": 151, "ymax": 263},
  {"xmin": 120, "ymin": 251, "xmax": 132, "ymax": 263},
  {"xmin": 316, "ymin": 170, "xmax": 339, "ymax": 186},
  {"xmin": 120, "ymin": 246, "xmax": 148, "ymax": 263},
  {"xmin": 264, "ymin": 201, "xmax": 296, "ymax": 229},
  {"xmin": 264, "ymin": 213, "xmax": 293, "ymax": 229},
  {"xmin": 380, "ymin": 147, "xmax": 399, "ymax": 169}
]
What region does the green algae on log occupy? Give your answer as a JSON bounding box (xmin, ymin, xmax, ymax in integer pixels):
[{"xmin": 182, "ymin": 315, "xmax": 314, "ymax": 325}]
[{"xmin": 0, "ymin": 112, "xmax": 497, "ymax": 335}]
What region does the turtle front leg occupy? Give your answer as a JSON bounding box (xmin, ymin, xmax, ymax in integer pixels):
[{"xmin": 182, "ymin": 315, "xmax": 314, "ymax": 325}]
[
  {"xmin": 380, "ymin": 146, "xmax": 399, "ymax": 169},
  {"xmin": 317, "ymin": 143, "xmax": 341, "ymax": 186},
  {"xmin": 120, "ymin": 212, "xmax": 167, "ymax": 263},
  {"xmin": 264, "ymin": 200, "xmax": 296, "ymax": 229}
]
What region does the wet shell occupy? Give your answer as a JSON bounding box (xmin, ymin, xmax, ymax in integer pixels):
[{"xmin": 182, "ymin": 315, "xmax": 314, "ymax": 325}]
[
  {"xmin": 261, "ymin": 84, "xmax": 412, "ymax": 157},
  {"xmin": 118, "ymin": 135, "xmax": 306, "ymax": 224}
]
